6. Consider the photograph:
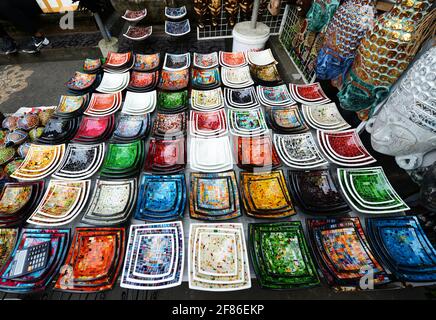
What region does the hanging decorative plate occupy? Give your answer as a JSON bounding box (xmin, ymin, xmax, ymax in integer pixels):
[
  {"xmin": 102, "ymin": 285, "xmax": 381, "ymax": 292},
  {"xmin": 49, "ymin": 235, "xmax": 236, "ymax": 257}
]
[
  {"xmin": 266, "ymin": 105, "xmax": 309, "ymax": 133},
  {"xmin": 235, "ymin": 134, "xmax": 281, "ymax": 170},
  {"xmin": 135, "ymin": 174, "xmax": 186, "ymax": 221},
  {"xmin": 240, "ymin": 170, "xmax": 295, "ymax": 218},
  {"xmin": 165, "ymin": 6, "xmax": 187, "ymax": 19},
  {"xmin": 289, "ymin": 82, "xmax": 331, "ymax": 105},
  {"xmin": 273, "ymin": 133, "xmax": 328, "ymax": 169},
  {"xmin": 16, "ymin": 113, "xmax": 40, "ymax": 131},
  {"xmin": 189, "ymin": 109, "xmax": 227, "ymax": 138},
  {"xmin": 134, "ymin": 53, "xmax": 160, "ymax": 72},
  {"xmin": 219, "ymin": 51, "xmax": 248, "ymax": 68},
  {"xmin": 55, "ymin": 227, "xmax": 125, "ymax": 292},
  {"xmin": 122, "ymin": 9, "xmax": 147, "ymax": 22},
  {"xmin": 152, "ymin": 112, "xmax": 186, "ymax": 139},
  {"xmin": 189, "ymin": 171, "xmax": 241, "ymax": 221},
  {"xmin": 249, "ymin": 222, "xmax": 320, "ymax": 289},
  {"xmin": 82, "ymin": 178, "xmax": 137, "ymax": 225},
  {"xmin": 366, "ymin": 216, "xmax": 436, "ymax": 282},
  {"xmin": 165, "ymin": 19, "xmax": 191, "ymax": 37},
  {"xmin": 144, "ymin": 137, "xmax": 186, "ymax": 173},
  {"xmin": 289, "ymin": 169, "xmax": 349, "ymax": 214},
  {"xmin": 337, "ymin": 167, "xmax": 410, "ymax": 214},
  {"xmin": 123, "ymin": 26, "xmax": 153, "ymax": 41},
  {"xmin": 158, "ymin": 69, "xmax": 189, "ymax": 91},
  {"xmin": 193, "ymin": 52, "xmax": 219, "ymax": 69},
  {"xmin": 0, "ymin": 228, "xmax": 70, "ymax": 294},
  {"xmin": 307, "ymin": 218, "xmax": 390, "ymax": 289},
  {"xmin": 189, "ymin": 136, "xmax": 234, "ymax": 172},
  {"xmin": 120, "ymin": 222, "xmax": 184, "ymax": 290},
  {"xmin": 188, "ymin": 223, "xmax": 251, "ymax": 291}
]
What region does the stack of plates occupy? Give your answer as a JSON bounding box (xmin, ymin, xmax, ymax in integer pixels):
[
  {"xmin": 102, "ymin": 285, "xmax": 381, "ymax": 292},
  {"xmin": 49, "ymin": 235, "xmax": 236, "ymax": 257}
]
[
  {"xmin": 83, "ymin": 58, "xmax": 101, "ymax": 74},
  {"xmin": 65, "ymin": 71, "xmax": 99, "ymax": 94},
  {"xmin": 73, "ymin": 115, "xmax": 115, "ymax": 144},
  {"xmin": 120, "ymin": 222, "xmax": 184, "ymax": 290},
  {"xmin": 191, "ymin": 88, "xmax": 224, "ymax": 111},
  {"xmin": 337, "ymin": 167, "xmax": 410, "ymax": 214},
  {"xmin": 96, "ymin": 72, "xmax": 130, "ymax": 93},
  {"xmin": 81, "ymin": 178, "xmax": 137, "ymax": 225},
  {"xmin": 257, "ymin": 84, "xmax": 295, "ymax": 107},
  {"xmin": 121, "ymin": 91, "xmax": 156, "ymax": 115},
  {"xmin": 239, "ymin": 170, "xmax": 295, "ymax": 218},
  {"xmin": 163, "ymin": 53, "xmax": 191, "ymax": 71},
  {"xmin": 366, "ymin": 216, "xmax": 436, "ymax": 283},
  {"xmin": 274, "ymin": 133, "xmax": 328, "ymax": 169},
  {"xmin": 317, "ymin": 129, "xmax": 376, "ymax": 166},
  {"xmin": 224, "ymin": 86, "xmax": 259, "ymax": 109},
  {"xmin": 135, "ymin": 174, "xmax": 186, "ymax": 221},
  {"xmin": 100, "ymin": 140, "xmax": 144, "ymax": 179},
  {"xmin": 188, "ymin": 223, "xmax": 251, "ymax": 291},
  {"xmin": 221, "ymin": 66, "xmax": 254, "ymax": 88},
  {"xmin": 152, "ymin": 112, "xmax": 186, "ymax": 139},
  {"xmin": 11, "ymin": 144, "xmax": 65, "ymax": 181},
  {"xmin": 228, "ymin": 108, "xmax": 269, "ymax": 137},
  {"xmin": 266, "ymin": 105, "xmax": 309, "ymax": 133},
  {"xmin": 26, "ymin": 179, "xmax": 91, "ymax": 226},
  {"xmin": 307, "ymin": 217, "xmax": 390, "ymax": 289},
  {"xmin": 301, "ymin": 102, "xmax": 351, "ymax": 131},
  {"xmin": 144, "ymin": 137, "xmax": 186, "ymax": 173},
  {"xmin": 219, "ymin": 51, "xmax": 248, "ymax": 68},
  {"xmin": 55, "ymin": 228, "xmax": 125, "ymax": 293},
  {"xmin": 55, "ymin": 94, "xmax": 89, "ymax": 118},
  {"xmin": 189, "ymin": 136, "xmax": 233, "ymax": 172},
  {"xmin": 103, "ymin": 52, "xmax": 134, "ymax": 73},
  {"xmin": 157, "ymin": 90, "xmax": 188, "ymax": 113},
  {"xmin": 191, "ymin": 67, "xmax": 221, "ymax": 89},
  {"xmin": 158, "ymin": 69, "xmax": 189, "ymax": 91},
  {"xmin": 53, "ymin": 143, "xmax": 105, "ymax": 180},
  {"xmin": 127, "ymin": 70, "xmax": 159, "ymax": 92},
  {"xmin": 0, "ymin": 228, "xmax": 70, "ymax": 294},
  {"xmin": 246, "ymin": 49, "xmax": 278, "ymax": 66},
  {"xmin": 84, "ymin": 92, "xmax": 122, "ymax": 117},
  {"xmin": 250, "ymin": 63, "xmax": 282, "ymax": 85},
  {"xmin": 289, "ymin": 169, "xmax": 349, "ymax": 214},
  {"xmin": 123, "ymin": 25, "xmax": 152, "ymax": 41},
  {"xmin": 165, "ymin": 19, "xmax": 191, "ymax": 37},
  {"xmin": 112, "ymin": 114, "xmax": 151, "ymax": 142},
  {"xmin": 249, "ymin": 222, "xmax": 320, "ymax": 289},
  {"xmin": 0, "ymin": 181, "xmax": 44, "ymax": 227},
  {"xmin": 133, "ymin": 53, "xmax": 160, "ymax": 72},
  {"xmin": 189, "ymin": 109, "xmax": 227, "ymax": 138},
  {"xmin": 36, "ymin": 116, "xmax": 80, "ymax": 144},
  {"xmin": 289, "ymin": 82, "xmax": 331, "ymax": 105},
  {"xmin": 189, "ymin": 171, "xmax": 241, "ymax": 221},
  {"xmin": 193, "ymin": 52, "xmax": 218, "ymax": 69},
  {"xmin": 235, "ymin": 134, "xmax": 281, "ymax": 170}
]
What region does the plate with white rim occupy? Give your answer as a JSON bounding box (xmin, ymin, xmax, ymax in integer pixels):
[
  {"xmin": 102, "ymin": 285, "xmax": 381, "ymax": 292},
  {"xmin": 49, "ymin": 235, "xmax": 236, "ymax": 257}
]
[
  {"xmin": 191, "ymin": 88, "xmax": 224, "ymax": 110},
  {"xmin": 228, "ymin": 108, "xmax": 269, "ymax": 136},
  {"xmin": 96, "ymin": 72, "xmax": 130, "ymax": 93},
  {"xmin": 256, "ymin": 84, "xmax": 295, "ymax": 107},
  {"xmin": 165, "ymin": 19, "xmax": 191, "ymax": 37},
  {"xmin": 188, "ymin": 223, "xmax": 251, "ymax": 291},
  {"xmin": 193, "ymin": 52, "xmax": 218, "ymax": 69},
  {"xmin": 288, "ymin": 83, "xmax": 330, "ymax": 105},
  {"xmin": 122, "ymin": 9, "xmax": 147, "ymax": 22},
  {"xmin": 305, "ymin": 103, "xmax": 350, "ymax": 128},
  {"xmin": 318, "ymin": 130, "xmax": 368, "ymax": 161},
  {"xmin": 165, "ymin": 6, "xmax": 187, "ymax": 19},
  {"xmin": 189, "ymin": 136, "xmax": 234, "ymax": 172},
  {"xmin": 52, "ymin": 143, "xmax": 105, "ymax": 180},
  {"xmin": 163, "ymin": 52, "xmax": 191, "ymax": 71},
  {"xmin": 224, "ymin": 87, "xmax": 259, "ymax": 108},
  {"xmin": 190, "ymin": 109, "xmax": 228, "ymax": 137},
  {"xmin": 246, "ymin": 49, "xmax": 277, "ymax": 66},
  {"xmin": 301, "ymin": 106, "xmax": 350, "ymax": 131},
  {"xmin": 123, "ymin": 26, "xmax": 153, "ymax": 41},
  {"xmin": 120, "ymin": 222, "xmax": 184, "ymax": 290},
  {"xmin": 122, "ymin": 90, "xmax": 157, "ymax": 114},
  {"xmin": 221, "ymin": 66, "xmax": 253, "ymax": 86},
  {"xmin": 219, "ymin": 51, "xmax": 248, "ymax": 68},
  {"xmin": 193, "ymin": 227, "xmax": 245, "ymax": 284}
]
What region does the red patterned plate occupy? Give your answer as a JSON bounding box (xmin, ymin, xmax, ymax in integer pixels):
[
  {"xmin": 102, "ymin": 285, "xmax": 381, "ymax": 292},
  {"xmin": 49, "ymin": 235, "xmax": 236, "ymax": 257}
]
[
  {"xmin": 144, "ymin": 138, "xmax": 185, "ymax": 170},
  {"xmin": 236, "ymin": 135, "xmax": 281, "ymax": 169}
]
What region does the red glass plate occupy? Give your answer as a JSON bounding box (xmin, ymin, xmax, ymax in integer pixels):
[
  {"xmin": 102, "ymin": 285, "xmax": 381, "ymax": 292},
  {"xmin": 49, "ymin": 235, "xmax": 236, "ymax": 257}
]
[
  {"xmin": 236, "ymin": 135, "xmax": 281, "ymax": 169},
  {"xmin": 74, "ymin": 115, "xmax": 113, "ymax": 139},
  {"xmin": 129, "ymin": 71, "xmax": 158, "ymax": 88},
  {"xmin": 145, "ymin": 138, "xmax": 185, "ymax": 170}
]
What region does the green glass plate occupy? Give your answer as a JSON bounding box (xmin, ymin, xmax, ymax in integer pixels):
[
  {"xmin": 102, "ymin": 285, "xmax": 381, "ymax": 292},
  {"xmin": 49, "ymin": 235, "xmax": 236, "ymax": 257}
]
[
  {"xmin": 101, "ymin": 140, "xmax": 142, "ymax": 171},
  {"xmin": 157, "ymin": 90, "xmax": 188, "ymax": 110},
  {"xmin": 249, "ymin": 222, "xmax": 320, "ymax": 289}
]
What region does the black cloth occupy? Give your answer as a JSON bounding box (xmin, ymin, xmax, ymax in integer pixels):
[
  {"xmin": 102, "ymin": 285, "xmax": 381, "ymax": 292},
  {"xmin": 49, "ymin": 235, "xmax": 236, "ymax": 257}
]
[{"xmin": 0, "ymin": 0, "xmax": 42, "ymax": 35}]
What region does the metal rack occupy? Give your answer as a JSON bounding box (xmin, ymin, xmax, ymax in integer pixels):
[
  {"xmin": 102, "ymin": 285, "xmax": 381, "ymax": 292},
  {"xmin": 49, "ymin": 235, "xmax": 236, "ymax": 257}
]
[{"xmin": 197, "ymin": 3, "xmax": 289, "ymax": 40}]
